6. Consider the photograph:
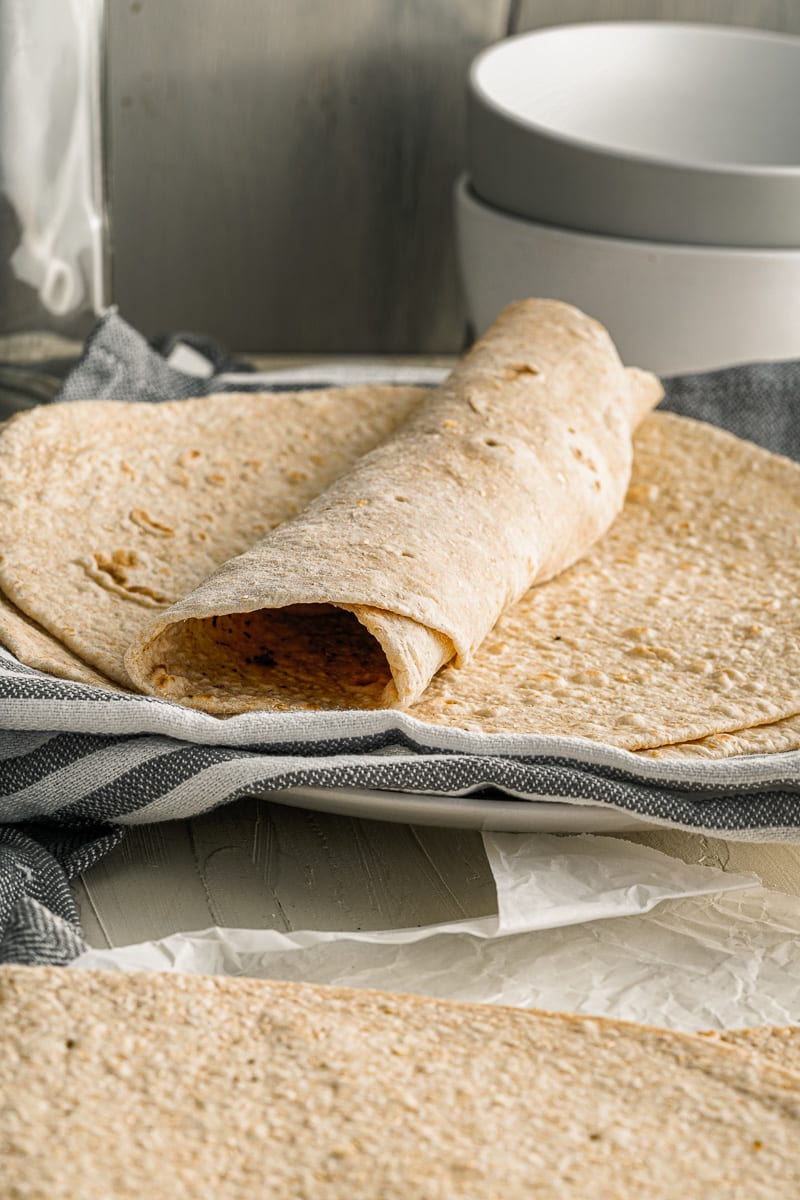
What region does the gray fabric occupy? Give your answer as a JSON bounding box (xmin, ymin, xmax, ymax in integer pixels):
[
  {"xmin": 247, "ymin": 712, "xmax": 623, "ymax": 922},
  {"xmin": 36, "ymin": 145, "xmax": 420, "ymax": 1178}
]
[
  {"xmin": 662, "ymin": 359, "xmax": 800, "ymax": 458},
  {"xmin": 0, "ymin": 310, "xmax": 798, "ymax": 965},
  {"xmin": 56, "ymin": 310, "xmax": 253, "ymax": 404},
  {"xmin": 0, "ymin": 823, "xmax": 122, "ymax": 965}
]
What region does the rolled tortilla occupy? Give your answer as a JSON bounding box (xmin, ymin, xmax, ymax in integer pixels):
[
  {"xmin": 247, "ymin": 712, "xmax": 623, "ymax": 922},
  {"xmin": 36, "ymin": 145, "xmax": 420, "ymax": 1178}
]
[{"xmin": 125, "ymin": 300, "xmax": 662, "ymax": 712}]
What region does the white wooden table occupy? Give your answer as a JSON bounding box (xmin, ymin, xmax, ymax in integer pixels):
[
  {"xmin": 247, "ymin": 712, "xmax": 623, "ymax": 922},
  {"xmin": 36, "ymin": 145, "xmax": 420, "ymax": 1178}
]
[
  {"xmin": 2, "ymin": 337, "xmax": 799, "ymax": 947},
  {"xmin": 72, "ymin": 802, "xmax": 800, "ymax": 950}
]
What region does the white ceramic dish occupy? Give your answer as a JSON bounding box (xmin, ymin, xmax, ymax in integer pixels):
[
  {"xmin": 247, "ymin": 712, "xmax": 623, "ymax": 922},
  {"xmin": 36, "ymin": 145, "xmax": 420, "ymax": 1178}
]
[
  {"xmin": 455, "ymin": 175, "xmax": 800, "ymax": 374},
  {"xmin": 468, "ymin": 22, "xmax": 800, "ymax": 247},
  {"xmin": 263, "ymin": 786, "xmax": 651, "ymax": 832}
]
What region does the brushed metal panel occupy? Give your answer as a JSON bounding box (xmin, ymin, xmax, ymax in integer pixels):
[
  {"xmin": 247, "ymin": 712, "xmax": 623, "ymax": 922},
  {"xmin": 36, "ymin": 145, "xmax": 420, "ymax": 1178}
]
[
  {"xmin": 107, "ymin": 0, "xmax": 509, "ymax": 352},
  {"xmin": 514, "ymin": 0, "xmax": 800, "ymax": 34}
]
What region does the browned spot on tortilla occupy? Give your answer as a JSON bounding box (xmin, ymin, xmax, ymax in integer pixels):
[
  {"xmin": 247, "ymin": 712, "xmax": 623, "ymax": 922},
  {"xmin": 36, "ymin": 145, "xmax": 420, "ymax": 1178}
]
[
  {"xmin": 81, "ymin": 551, "xmax": 174, "ymax": 608},
  {"xmin": 130, "ymin": 509, "xmax": 175, "ymax": 538}
]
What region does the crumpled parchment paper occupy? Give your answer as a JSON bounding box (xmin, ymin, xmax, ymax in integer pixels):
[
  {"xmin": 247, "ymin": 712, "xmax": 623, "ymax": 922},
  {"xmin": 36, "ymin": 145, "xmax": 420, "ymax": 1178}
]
[{"xmin": 71, "ymin": 833, "xmax": 800, "ymax": 1031}]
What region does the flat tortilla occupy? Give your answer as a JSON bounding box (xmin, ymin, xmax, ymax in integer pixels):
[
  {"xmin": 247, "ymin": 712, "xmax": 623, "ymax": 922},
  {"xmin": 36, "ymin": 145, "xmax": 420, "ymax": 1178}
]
[
  {"xmin": 0, "ymin": 590, "xmax": 124, "ymax": 691},
  {"xmin": 2, "ymin": 967, "xmax": 799, "ymax": 1199},
  {"xmin": 716, "ymin": 1026, "xmax": 800, "ymax": 1073},
  {"xmin": 637, "ymin": 716, "xmax": 800, "ymax": 760},
  {"xmin": 408, "ymin": 413, "xmax": 800, "ymax": 749}
]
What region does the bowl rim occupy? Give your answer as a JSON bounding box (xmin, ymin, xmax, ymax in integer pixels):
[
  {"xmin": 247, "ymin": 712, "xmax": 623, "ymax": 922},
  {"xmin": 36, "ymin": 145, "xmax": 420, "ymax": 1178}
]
[
  {"xmin": 456, "ymin": 173, "xmax": 800, "ymax": 259},
  {"xmin": 469, "ymin": 21, "xmax": 800, "ymax": 180}
]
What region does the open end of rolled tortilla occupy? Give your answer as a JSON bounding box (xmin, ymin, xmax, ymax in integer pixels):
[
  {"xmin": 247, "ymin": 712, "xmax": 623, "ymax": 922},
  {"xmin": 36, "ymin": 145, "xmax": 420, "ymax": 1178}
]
[{"xmin": 136, "ymin": 604, "xmax": 399, "ymax": 713}]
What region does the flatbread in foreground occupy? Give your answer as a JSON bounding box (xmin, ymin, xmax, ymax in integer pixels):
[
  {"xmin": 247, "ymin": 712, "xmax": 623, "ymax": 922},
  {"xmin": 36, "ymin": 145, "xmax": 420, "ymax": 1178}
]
[
  {"xmin": 2, "ymin": 966, "xmax": 799, "ymax": 1200},
  {"xmin": 716, "ymin": 1026, "xmax": 800, "ymax": 1074}
]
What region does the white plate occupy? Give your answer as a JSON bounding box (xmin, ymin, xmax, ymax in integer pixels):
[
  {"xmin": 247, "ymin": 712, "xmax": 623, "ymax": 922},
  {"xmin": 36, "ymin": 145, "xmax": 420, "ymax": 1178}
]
[{"xmin": 262, "ymin": 786, "xmax": 651, "ymax": 832}]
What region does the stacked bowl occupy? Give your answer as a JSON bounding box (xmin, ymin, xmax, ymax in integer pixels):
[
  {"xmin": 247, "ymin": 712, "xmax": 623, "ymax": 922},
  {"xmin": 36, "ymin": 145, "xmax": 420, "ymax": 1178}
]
[{"xmin": 458, "ymin": 22, "xmax": 800, "ymax": 373}]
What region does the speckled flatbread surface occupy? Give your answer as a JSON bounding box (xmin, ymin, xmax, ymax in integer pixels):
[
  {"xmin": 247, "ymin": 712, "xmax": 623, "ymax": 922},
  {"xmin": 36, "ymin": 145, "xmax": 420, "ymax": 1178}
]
[
  {"xmin": 0, "ymin": 590, "xmax": 123, "ymax": 692},
  {"xmin": 125, "ymin": 300, "xmax": 658, "ymax": 711},
  {"xmin": 411, "ymin": 412, "xmax": 800, "ymax": 749},
  {"xmin": 719, "ymin": 1026, "xmax": 800, "ymax": 1074},
  {"xmin": 638, "ymin": 715, "xmax": 800, "ymax": 760},
  {"xmin": 0, "ymin": 308, "xmax": 799, "ymax": 753},
  {"xmin": 0, "ymin": 384, "xmax": 422, "ymax": 689},
  {"xmin": 2, "ymin": 966, "xmax": 800, "ymax": 1200}
]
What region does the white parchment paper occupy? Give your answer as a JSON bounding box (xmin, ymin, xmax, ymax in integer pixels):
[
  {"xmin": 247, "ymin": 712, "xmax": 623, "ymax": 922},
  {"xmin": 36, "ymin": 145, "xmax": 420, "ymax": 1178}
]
[{"xmin": 71, "ymin": 833, "xmax": 800, "ymax": 1031}]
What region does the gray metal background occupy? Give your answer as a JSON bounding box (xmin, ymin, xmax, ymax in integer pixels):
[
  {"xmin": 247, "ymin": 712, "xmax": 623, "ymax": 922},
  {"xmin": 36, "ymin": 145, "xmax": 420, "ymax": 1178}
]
[{"xmin": 3, "ymin": 0, "xmax": 800, "ymax": 350}]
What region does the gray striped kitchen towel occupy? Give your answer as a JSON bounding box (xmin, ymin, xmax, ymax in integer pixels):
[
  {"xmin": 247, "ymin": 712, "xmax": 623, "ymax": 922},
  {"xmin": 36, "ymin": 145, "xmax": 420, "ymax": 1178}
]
[{"xmin": 1, "ymin": 310, "xmax": 799, "ymax": 966}]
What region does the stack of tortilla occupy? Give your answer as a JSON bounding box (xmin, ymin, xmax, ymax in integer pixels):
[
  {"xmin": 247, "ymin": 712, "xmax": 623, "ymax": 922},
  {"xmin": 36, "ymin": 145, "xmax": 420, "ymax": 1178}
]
[
  {"xmin": 1, "ymin": 966, "xmax": 799, "ymax": 1198},
  {"xmin": 0, "ymin": 298, "xmax": 798, "ymax": 758}
]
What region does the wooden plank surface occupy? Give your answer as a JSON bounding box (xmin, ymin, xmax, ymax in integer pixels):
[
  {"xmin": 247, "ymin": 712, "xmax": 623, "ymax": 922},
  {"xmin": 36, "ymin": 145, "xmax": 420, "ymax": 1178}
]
[
  {"xmin": 107, "ymin": 0, "xmax": 510, "ymax": 353},
  {"xmin": 73, "ymin": 801, "xmax": 800, "ymax": 951},
  {"xmin": 5, "ymin": 1, "xmax": 793, "ymax": 343},
  {"xmin": 514, "ymin": 0, "xmax": 800, "ymax": 34},
  {"xmin": 72, "ymin": 799, "xmax": 500, "ymax": 949}
]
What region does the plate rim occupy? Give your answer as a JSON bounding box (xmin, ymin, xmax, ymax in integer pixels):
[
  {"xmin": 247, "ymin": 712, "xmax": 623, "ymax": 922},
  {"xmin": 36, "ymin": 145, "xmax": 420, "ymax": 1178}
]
[{"xmin": 258, "ymin": 785, "xmax": 654, "ymax": 833}]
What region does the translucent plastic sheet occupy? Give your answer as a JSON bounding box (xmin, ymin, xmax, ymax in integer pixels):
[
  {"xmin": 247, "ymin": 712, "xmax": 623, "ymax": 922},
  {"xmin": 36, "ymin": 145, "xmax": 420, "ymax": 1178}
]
[{"xmin": 0, "ymin": 0, "xmax": 105, "ymax": 316}]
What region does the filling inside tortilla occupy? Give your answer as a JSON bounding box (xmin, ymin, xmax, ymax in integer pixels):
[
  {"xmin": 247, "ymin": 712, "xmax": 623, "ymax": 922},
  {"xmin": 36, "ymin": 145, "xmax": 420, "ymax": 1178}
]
[{"xmin": 143, "ymin": 604, "xmax": 395, "ymax": 710}]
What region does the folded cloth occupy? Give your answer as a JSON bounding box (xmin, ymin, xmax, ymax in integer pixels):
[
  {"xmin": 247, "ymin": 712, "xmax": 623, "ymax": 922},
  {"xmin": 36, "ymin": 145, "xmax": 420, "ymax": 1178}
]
[{"xmin": 0, "ymin": 311, "xmax": 799, "ymax": 967}]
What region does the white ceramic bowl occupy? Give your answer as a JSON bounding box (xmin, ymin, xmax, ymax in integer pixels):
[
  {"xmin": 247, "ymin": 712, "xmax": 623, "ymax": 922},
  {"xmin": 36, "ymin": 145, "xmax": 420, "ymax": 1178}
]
[
  {"xmin": 468, "ymin": 22, "xmax": 800, "ymax": 247},
  {"xmin": 455, "ymin": 175, "xmax": 800, "ymax": 374}
]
